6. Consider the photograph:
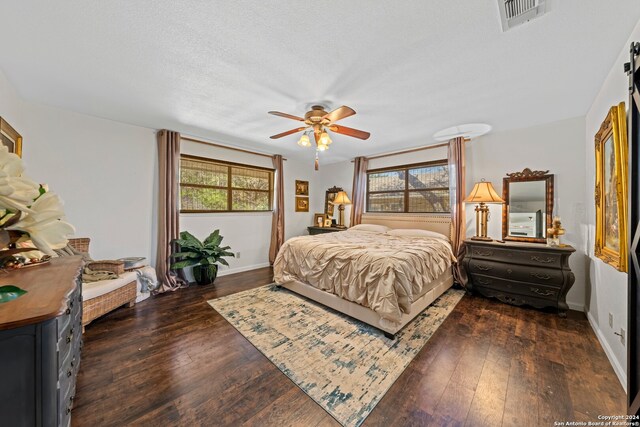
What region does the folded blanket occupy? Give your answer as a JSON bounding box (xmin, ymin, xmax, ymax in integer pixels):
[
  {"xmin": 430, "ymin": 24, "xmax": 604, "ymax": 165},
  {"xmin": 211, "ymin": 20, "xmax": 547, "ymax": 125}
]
[{"xmin": 82, "ymin": 266, "xmax": 118, "ymax": 283}]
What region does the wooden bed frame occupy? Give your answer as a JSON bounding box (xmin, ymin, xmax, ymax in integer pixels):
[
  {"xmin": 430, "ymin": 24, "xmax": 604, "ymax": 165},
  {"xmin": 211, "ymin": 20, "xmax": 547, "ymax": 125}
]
[{"xmin": 278, "ymin": 214, "xmax": 454, "ymax": 338}]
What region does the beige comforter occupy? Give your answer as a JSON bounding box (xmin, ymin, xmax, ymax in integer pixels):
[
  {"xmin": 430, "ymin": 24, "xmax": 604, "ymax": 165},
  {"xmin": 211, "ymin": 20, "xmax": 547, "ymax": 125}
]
[{"xmin": 273, "ymin": 230, "xmax": 455, "ymax": 324}]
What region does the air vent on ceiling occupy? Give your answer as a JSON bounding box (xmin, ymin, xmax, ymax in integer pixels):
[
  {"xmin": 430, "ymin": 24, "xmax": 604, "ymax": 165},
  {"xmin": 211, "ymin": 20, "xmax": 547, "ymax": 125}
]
[{"xmin": 498, "ymin": 0, "xmax": 546, "ymax": 31}]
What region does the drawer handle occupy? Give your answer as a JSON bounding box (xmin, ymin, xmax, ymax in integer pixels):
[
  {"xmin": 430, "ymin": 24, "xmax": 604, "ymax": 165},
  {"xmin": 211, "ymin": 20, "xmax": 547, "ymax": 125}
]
[
  {"xmin": 477, "ymin": 278, "xmax": 493, "ymax": 285},
  {"xmin": 67, "ymin": 369, "xmax": 72, "ymax": 377},
  {"xmin": 475, "ymin": 250, "xmax": 494, "ymax": 257},
  {"xmin": 66, "ymin": 329, "xmax": 74, "ymax": 343},
  {"xmin": 65, "ymin": 308, "xmax": 71, "ymax": 315},
  {"xmin": 530, "ymin": 272, "xmax": 552, "ymax": 280},
  {"xmin": 66, "ymin": 406, "xmax": 71, "ymax": 415},
  {"xmin": 531, "ymin": 256, "xmax": 555, "ymax": 264},
  {"xmin": 474, "ymin": 263, "xmax": 493, "ymax": 271},
  {"xmin": 531, "ymin": 287, "xmax": 556, "ymax": 297}
]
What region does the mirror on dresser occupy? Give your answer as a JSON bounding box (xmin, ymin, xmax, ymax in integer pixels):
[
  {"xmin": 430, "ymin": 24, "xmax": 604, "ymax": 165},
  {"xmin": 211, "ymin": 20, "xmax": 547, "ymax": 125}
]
[{"xmin": 501, "ymin": 168, "xmax": 554, "ymax": 243}]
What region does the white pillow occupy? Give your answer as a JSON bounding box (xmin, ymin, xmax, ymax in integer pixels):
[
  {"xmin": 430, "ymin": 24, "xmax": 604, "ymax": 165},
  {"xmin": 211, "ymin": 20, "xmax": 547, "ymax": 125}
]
[
  {"xmin": 387, "ymin": 228, "xmax": 448, "ymax": 240},
  {"xmin": 349, "ymin": 224, "xmax": 391, "ymax": 233}
]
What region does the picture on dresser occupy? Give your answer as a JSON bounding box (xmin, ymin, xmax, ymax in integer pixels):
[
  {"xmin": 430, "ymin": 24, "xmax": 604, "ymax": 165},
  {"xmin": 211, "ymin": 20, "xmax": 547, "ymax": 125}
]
[{"xmin": 594, "ymin": 102, "xmax": 628, "ymax": 272}]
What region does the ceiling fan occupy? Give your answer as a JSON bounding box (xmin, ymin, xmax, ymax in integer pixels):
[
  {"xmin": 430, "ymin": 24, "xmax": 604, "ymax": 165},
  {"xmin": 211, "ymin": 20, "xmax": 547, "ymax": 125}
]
[{"xmin": 268, "ymin": 104, "xmax": 371, "ymax": 169}]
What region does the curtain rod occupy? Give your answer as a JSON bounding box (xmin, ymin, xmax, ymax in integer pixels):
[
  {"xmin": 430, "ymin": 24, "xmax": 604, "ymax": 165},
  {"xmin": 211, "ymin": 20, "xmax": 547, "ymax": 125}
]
[
  {"xmin": 350, "ymin": 139, "xmax": 469, "ymax": 162},
  {"xmin": 181, "ymin": 136, "xmax": 287, "ymax": 161}
]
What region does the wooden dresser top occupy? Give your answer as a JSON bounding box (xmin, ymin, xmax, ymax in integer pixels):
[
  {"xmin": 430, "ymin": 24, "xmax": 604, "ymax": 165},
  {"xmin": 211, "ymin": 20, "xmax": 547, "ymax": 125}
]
[
  {"xmin": 464, "ymin": 239, "xmax": 575, "ymax": 253},
  {"xmin": 0, "ymin": 257, "xmax": 83, "ymax": 331}
]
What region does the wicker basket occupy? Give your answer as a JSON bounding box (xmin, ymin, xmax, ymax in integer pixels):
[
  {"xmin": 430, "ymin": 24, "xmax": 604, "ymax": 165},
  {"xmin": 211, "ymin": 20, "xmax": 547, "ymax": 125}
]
[
  {"xmin": 68, "ymin": 237, "xmax": 137, "ymax": 332},
  {"xmin": 86, "ymin": 260, "xmax": 125, "ymax": 275}
]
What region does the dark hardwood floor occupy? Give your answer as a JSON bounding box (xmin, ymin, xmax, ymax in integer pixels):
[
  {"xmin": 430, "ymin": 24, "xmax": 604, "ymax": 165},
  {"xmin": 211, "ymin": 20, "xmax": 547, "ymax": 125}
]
[{"xmin": 72, "ymin": 267, "xmax": 625, "ymax": 426}]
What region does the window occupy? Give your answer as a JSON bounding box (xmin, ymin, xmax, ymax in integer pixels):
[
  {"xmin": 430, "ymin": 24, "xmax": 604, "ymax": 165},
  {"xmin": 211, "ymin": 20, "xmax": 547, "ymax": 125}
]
[
  {"xmin": 179, "ymin": 155, "xmax": 274, "ymax": 212},
  {"xmin": 366, "ymin": 161, "xmax": 450, "ymax": 213}
]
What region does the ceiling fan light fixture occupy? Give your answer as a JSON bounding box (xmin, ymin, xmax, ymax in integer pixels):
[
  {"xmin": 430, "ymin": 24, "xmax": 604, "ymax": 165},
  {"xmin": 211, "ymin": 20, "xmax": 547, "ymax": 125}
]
[
  {"xmin": 317, "ymin": 142, "xmax": 329, "ymax": 152},
  {"xmin": 297, "ymin": 133, "xmax": 311, "ymax": 147},
  {"xmin": 319, "ymin": 131, "xmax": 332, "ymax": 146}
]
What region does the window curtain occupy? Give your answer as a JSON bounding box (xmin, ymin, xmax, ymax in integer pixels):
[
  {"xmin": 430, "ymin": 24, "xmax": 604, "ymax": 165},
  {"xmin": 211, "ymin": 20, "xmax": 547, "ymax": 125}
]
[
  {"xmin": 350, "ymin": 156, "xmax": 368, "ymax": 226},
  {"xmin": 448, "ymin": 137, "xmax": 467, "ymax": 286},
  {"xmin": 156, "ymin": 130, "xmax": 187, "ymax": 293},
  {"xmin": 269, "ymin": 154, "xmax": 285, "ymax": 264}
]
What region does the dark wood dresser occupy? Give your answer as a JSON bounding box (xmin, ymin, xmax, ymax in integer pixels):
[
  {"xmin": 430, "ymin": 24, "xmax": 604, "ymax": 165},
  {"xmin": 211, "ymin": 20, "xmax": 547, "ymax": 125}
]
[
  {"xmin": 307, "ymin": 226, "xmax": 346, "ymax": 235},
  {"xmin": 0, "ymin": 257, "xmax": 83, "ymax": 427},
  {"xmin": 463, "ymin": 240, "xmax": 575, "ymax": 316}
]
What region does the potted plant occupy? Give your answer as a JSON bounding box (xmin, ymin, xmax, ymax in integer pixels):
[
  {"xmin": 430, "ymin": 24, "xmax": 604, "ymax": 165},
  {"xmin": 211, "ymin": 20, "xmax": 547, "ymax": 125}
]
[{"xmin": 170, "ymin": 230, "xmax": 234, "ymax": 285}]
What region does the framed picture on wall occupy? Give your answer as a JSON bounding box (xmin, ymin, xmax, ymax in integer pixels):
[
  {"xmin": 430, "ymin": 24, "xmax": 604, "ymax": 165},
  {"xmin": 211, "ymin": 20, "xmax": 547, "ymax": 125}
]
[
  {"xmin": 0, "ymin": 117, "xmax": 22, "ymax": 157},
  {"xmin": 594, "ymin": 102, "xmax": 628, "ymax": 272},
  {"xmin": 295, "ymin": 196, "xmax": 309, "ymax": 212},
  {"xmin": 295, "ymin": 180, "xmax": 309, "ymax": 196}
]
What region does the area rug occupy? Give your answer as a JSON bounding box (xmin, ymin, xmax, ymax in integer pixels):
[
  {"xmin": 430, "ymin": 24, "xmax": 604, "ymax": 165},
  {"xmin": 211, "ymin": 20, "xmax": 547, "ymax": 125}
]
[{"xmin": 208, "ymin": 285, "xmax": 464, "ymax": 427}]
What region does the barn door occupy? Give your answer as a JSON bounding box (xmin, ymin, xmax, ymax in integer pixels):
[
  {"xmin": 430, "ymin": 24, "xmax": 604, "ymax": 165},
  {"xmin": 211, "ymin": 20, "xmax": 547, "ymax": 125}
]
[{"xmin": 627, "ymin": 41, "xmax": 640, "ymax": 416}]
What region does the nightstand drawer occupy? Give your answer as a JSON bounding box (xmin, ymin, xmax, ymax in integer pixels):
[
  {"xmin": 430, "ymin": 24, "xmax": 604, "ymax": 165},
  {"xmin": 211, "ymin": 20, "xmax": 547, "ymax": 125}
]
[
  {"xmin": 467, "ymin": 259, "xmax": 564, "ymax": 285},
  {"xmin": 470, "ymin": 274, "xmax": 560, "ymax": 301},
  {"xmin": 469, "ymin": 245, "xmax": 563, "ymax": 269}
]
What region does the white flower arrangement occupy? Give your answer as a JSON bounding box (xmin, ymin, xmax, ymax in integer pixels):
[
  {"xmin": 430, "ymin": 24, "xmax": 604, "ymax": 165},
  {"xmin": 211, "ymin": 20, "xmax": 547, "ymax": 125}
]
[{"xmin": 0, "ymin": 145, "xmax": 74, "ymax": 262}]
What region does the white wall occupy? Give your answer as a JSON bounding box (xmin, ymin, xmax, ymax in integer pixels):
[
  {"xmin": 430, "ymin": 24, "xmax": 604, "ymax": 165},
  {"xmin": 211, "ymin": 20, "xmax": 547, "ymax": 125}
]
[
  {"xmin": 466, "ymin": 116, "xmax": 588, "ymax": 312},
  {"xmin": 180, "ymin": 140, "xmax": 317, "ymax": 276},
  {"xmin": 1, "ymin": 69, "xmax": 319, "ymax": 275},
  {"xmin": 0, "ymin": 69, "xmax": 159, "ymax": 265},
  {"xmin": 583, "ymin": 18, "xmax": 640, "ymax": 390}
]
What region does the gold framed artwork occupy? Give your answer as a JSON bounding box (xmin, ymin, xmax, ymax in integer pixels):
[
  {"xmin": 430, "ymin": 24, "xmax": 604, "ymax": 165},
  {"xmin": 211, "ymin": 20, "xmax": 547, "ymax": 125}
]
[
  {"xmin": 295, "ymin": 180, "xmax": 309, "ymax": 196},
  {"xmin": 313, "ymin": 213, "xmax": 327, "ymax": 227},
  {"xmin": 595, "ymin": 102, "xmax": 628, "ymax": 272},
  {"xmin": 0, "ymin": 117, "xmax": 22, "ymax": 157},
  {"xmin": 295, "ymin": 196, "xmax": 309, "ymax": 212},
  {"xmin": 323, "ymin": 219, "xmax": 333, "ymax": 227}
]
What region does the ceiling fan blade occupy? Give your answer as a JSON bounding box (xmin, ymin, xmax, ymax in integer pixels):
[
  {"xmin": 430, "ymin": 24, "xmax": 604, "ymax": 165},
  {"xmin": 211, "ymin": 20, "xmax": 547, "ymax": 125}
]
[
  {"xmin": 322, "ymin": 105, "xmax": 356, "ymax": 123},
  {"xmin": 268, "ymin": 111, "xmax": 305, "ymax": 121},
  {"xmin": 270, "ymin": 127, "xmax": 307, "ymax": 139},
  {"xmin": 328, "ymin": 125, "xmax": 371, "ymax": 140}
]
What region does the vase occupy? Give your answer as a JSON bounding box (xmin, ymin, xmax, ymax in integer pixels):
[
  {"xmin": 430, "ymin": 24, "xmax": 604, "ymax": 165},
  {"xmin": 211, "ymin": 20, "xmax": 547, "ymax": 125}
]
[{"xmin": 193, "ymin": 264, "xmax": 218, "ymax": 286}]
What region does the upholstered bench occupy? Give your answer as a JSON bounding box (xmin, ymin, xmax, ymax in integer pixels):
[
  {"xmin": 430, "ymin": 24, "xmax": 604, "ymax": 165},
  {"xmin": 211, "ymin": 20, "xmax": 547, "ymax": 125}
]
[{"xmin": 68, "ymin": 238, "xmax": 137, "ymax": 331}]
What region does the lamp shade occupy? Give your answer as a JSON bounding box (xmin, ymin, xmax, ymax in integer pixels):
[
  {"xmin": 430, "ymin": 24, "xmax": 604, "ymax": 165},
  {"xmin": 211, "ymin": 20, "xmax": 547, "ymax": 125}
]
[
  {"xmin": 464, "ymin": 181, "xmax": 504, "ymax": 204},
  {"xmin": 332, "ymin": 191, "xmax": 352, "ymax": 205}
]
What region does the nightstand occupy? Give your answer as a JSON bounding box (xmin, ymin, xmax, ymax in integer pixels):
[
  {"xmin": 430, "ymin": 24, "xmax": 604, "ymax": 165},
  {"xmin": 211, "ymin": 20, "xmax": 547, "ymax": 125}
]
[
  {"xmin": 307, "ymin": 226, "xmax": 347, "ymax": 235},
  {"xmin": 463, "ymin": 239, "xmax": 576, "ymax": 316}
]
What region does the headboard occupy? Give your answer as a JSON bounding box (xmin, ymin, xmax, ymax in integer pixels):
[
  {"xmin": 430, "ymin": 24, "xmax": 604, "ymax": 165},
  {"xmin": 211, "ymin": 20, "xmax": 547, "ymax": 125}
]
[{"xmin": 361, "ymin": 213, "xmax": 453, "ymax": 240}]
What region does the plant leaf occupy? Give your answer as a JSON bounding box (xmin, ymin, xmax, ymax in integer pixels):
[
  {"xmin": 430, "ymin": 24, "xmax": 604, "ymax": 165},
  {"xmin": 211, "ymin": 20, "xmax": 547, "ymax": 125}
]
[
  {"xmin": 170, "ymin": 259, "xmax": 199, "ymax": 269},
  {"xmin": 0, "ymin": 285, "xmax": 27, "ymax": 303},
  {"xmin": 217, "ymin": 258, "xmax": 229, "ymax": 267}
]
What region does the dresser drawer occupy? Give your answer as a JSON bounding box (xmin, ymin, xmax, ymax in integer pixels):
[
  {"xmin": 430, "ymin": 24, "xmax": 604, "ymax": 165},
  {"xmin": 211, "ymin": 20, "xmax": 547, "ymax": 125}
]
[
  {"xmin": 470, "ymin": 274, "xmax": 561, "ymax": 301},
  {"xmin": 467, "ymin": 259, "xmax": 564, "ymax": 286},
  {"xmin": 469, "ymin": 245, "xmax": 563, "ymax": 269}
]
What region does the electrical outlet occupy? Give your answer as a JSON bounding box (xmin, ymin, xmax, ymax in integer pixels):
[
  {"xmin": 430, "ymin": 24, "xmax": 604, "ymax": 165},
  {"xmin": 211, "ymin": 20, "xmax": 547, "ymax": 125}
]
[
  {"xmin": 235, "ymin": 252, "xmax": 240, "ymax": 259},
  {"xmin": 609, "ymin": 313, "xmax": 614, "ymax": 328}
]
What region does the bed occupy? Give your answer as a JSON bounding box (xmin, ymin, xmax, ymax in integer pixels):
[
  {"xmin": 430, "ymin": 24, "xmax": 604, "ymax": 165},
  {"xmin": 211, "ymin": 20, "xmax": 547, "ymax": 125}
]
[{"xmin": 273, "ymin": 214, "xmax": 455, "ymax": 338}]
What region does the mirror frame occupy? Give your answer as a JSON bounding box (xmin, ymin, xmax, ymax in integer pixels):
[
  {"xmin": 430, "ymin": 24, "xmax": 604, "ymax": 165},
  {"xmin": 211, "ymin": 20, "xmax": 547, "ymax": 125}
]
[
  {"xmin": 325, "ymin": 186, "xmax": 343, "ymax": 217},
  {"xmin": 501, "ymin": 168, "xmax": 554, "ymax": 244}
]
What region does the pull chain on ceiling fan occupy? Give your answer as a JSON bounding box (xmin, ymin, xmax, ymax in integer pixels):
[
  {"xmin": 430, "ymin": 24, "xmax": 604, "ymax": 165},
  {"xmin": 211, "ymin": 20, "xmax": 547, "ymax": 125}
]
[{"xmin": 268, "ymin": 105, "xmax": 371, "ymax": 170}]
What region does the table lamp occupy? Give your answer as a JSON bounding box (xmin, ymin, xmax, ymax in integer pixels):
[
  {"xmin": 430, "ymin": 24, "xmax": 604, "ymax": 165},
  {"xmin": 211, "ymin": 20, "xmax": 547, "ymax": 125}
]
[
  {"xmin": 332, "ymin": 191, "xmax": 352, "ymax": 228},
  {"xmin": 464, "ymin": 179, "xmax": 504, "ymax": 241}
]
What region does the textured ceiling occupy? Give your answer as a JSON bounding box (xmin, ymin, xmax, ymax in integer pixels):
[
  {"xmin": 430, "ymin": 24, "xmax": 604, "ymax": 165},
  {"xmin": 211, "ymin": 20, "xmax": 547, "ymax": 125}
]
[{"xmin": 1, "ymin": 1, "xmax": 639, "ymax": 163}]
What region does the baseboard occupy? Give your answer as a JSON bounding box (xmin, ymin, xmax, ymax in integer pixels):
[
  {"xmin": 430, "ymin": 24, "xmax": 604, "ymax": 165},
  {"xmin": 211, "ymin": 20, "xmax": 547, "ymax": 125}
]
[
  {"xmin": 567, "ymin": 301, "xmax": 585, "ymax": 311},
  {"xmin": 217, "ymin": 262, "xmax": 271, "ymax": 277},
  {"xmin": 586, "ymin": 311, "xmax": 627, "ymax": 392}
]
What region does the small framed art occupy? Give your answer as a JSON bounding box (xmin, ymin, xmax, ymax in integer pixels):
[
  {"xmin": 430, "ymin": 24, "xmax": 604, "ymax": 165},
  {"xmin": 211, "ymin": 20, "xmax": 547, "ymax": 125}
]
[{"xmin": 295, "ymin": 196, "xmax": 309, "ymax": 212}]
